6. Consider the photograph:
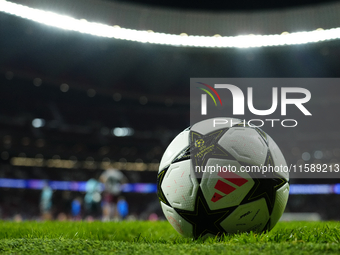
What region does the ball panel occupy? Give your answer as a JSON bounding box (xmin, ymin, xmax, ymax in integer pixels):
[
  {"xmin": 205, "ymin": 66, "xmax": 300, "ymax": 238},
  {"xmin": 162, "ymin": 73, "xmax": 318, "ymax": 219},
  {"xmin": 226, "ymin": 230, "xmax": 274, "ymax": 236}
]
[
  {"xmin": 191, "ymin": 118, "xmax": 242, "ymax": 135},
  {"xmin": 267, "ymin": 135, "xmax": 289, "ymax": 181},
  {"xmin": 161, "ymin": 160, "xmax": 199, "ymax": 211},
  {"xmin": 160, "ymin": 202, "xmax": 193, "ymax": 237},
  {"xmin": 220, "ymin": 198, "xmax": 269, "ymax": 234},
  {"xmin": 159, "ymin": 130, "xmax": 190, "ymax": 172},
  {"xmin": 270, "ymin": 182, "xmax": 289, "ymax": 230},
  {"xmin": 200, "ymin": 158, "xmax": 255, "ymax": 210},
  {"xmin": 218, "ymin": 127, "xmax": 267, "ymax": 166}
]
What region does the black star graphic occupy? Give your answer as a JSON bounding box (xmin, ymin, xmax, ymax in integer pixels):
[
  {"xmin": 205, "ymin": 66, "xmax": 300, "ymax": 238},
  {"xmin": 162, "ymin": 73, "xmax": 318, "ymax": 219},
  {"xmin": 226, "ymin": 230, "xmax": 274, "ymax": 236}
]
[
  {"xmin": 175, "ymin": 189, "xmax": 235, "ymax": 239},
  {"xmin": 243, "ymin": 176, "xmax": 286, "ymax": 214},
  {"xmin": 238, "ymin": 150, "xmax": 288, "ymax": 214},
  {"xmin": 240, "ymin": 155, "xmax": 287, "ymax": 214},
  {"xmin": 157, "ymin": 168, "xmax": 170, "ymax": 206},
  {"xmin": 190, "ymin": 129, "xmax": 236, "ymax": 182}
]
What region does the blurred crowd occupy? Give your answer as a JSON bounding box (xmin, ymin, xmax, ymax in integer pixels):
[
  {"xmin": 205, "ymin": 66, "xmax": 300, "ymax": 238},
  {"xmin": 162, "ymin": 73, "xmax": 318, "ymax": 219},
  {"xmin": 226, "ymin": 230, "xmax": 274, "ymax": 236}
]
[
  {"xmin": 40, "ymin": 169, "xmax": 133, "ymax": 221},
  {"xmin": 0, "ymin": 168, "xmax": 163, "ymax": 222},
  {"xmin": 37, "ymin": 169, "xmax": 126, "ymax": 221}
]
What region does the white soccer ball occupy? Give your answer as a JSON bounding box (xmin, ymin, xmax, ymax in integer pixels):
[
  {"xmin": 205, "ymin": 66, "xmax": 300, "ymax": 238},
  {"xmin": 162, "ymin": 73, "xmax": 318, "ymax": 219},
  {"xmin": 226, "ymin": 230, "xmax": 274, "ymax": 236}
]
[{"xmin": 157, "ymin": 118, "xmax": 289, "ymax": 239}]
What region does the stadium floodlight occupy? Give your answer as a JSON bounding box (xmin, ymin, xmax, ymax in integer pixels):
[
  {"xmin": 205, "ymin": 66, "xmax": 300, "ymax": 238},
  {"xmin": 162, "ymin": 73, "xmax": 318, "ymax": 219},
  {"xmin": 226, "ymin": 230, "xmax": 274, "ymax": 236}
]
[
  {"xmin": 32, "ymin": 118, "xmax": 45, "ymax": 128},
  {"xmin": 1, "ymin": 0, "xmax": 340, "ymax": 48},
  {"xmin": 112, "ymin": 127, "xmax": 134, "ymax": 137}
]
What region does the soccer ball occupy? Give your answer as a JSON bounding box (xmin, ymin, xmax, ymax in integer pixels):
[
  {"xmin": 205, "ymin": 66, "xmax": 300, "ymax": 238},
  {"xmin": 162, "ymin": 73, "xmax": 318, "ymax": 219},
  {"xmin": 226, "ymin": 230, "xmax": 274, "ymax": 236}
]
[{"xmin": 157, "ymin": 118, "xmax": 289, "ymax": 239}]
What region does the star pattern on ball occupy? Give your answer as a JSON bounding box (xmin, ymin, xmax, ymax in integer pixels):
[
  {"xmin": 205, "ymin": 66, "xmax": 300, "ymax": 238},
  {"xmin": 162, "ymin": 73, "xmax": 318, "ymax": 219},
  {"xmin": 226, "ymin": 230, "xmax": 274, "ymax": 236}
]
[
  {"xmin": 157, "ymin": 168, "xmax": 171, "ymax": 206},
  {"xmin": 238, "ymin": 150, "xmax": 288, "ymax": 214},
  {"xmin": 241, "ymin": 171, "xmax": 287, "ymax": 214},
  {"xmin": 190, "ymin": 129, "xmax": 236, "ymax": 182},
  {"xmin": 174, "ymin": 188, "xmax": 235, "ymax": 239},
  {"xmin": 190, "ymin": 129, "xmax": 233, "ymax": 167}
]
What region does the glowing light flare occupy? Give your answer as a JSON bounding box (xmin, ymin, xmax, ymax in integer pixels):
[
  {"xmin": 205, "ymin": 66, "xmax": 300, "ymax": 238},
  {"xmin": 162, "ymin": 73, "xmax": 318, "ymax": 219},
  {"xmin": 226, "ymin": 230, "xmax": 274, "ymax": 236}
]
[
  {"xmin": 1, "ymin": 0, "xmax": 340, "ymax": 48},
  {"xmin": 112, "ymin": 127, "xmax": 134, "ymax": 137},
  {"xmin": 32, "ymin": 118, "xmax": 45, "ymax": 128}
]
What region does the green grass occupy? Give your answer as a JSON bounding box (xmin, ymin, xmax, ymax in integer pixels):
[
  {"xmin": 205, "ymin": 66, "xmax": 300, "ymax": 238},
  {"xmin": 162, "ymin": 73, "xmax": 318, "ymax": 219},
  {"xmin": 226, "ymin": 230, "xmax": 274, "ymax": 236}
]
[{"xmin": 1, "ymin": 221, "xmax": 340, "ymax": 254}]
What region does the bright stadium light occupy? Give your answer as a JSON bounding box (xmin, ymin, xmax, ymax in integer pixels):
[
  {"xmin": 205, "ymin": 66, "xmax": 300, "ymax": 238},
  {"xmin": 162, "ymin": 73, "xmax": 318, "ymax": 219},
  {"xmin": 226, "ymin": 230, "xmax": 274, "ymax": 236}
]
[
  {"xmin": 112, "ymin": 127, "xmax": 134, "ymax": 137},
  {"xmin": 1, "ymin": 0, "xmax": 340, "ymax": 48},
  {"xmin": 32, "ymin": 118, "xmax": 45, "ymax": 128}
]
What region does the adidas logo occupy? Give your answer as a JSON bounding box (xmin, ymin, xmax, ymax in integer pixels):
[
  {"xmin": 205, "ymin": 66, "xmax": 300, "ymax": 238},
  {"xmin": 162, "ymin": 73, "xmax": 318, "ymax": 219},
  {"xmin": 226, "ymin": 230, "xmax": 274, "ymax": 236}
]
[{"xmin": 211, "ymin": 170, "xmax": 248, "ymax": 202}]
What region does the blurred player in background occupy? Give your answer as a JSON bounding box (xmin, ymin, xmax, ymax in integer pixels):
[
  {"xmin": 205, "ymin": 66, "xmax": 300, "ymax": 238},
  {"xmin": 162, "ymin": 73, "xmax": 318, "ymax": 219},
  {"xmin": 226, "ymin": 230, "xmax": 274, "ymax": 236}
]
[
  {"xmin": 40, "ymin": 181, "xmax": 53, "ymax": 220},
  {"xmin": 100, "ymin": 168, "xmax": 127, "ymax": 221},
  {"xmin": 84, "ymin": 177, "xmax": 102, "ymax": 219},
  {"xmin": 71, "ymin": 197, "xmax": 82, "ymax": 220},
  {"xmin": 117, "ymin": 196, "xmax": 129, "ymax": 220}
]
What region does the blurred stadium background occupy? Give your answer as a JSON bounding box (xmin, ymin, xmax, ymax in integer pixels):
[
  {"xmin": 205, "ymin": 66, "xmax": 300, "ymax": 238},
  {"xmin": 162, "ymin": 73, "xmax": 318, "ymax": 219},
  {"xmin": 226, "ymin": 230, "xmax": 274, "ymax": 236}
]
[{"xmin": 1, "ymin": 0, "xmax": 340, "ymax": 221}]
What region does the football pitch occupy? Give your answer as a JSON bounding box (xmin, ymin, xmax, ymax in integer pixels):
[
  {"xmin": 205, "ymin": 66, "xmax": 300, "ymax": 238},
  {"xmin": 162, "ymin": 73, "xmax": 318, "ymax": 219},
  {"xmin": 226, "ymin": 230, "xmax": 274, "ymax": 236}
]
[{"xmin": 1, "ymin": 221, "xmax": 340, "ymax": 254}]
